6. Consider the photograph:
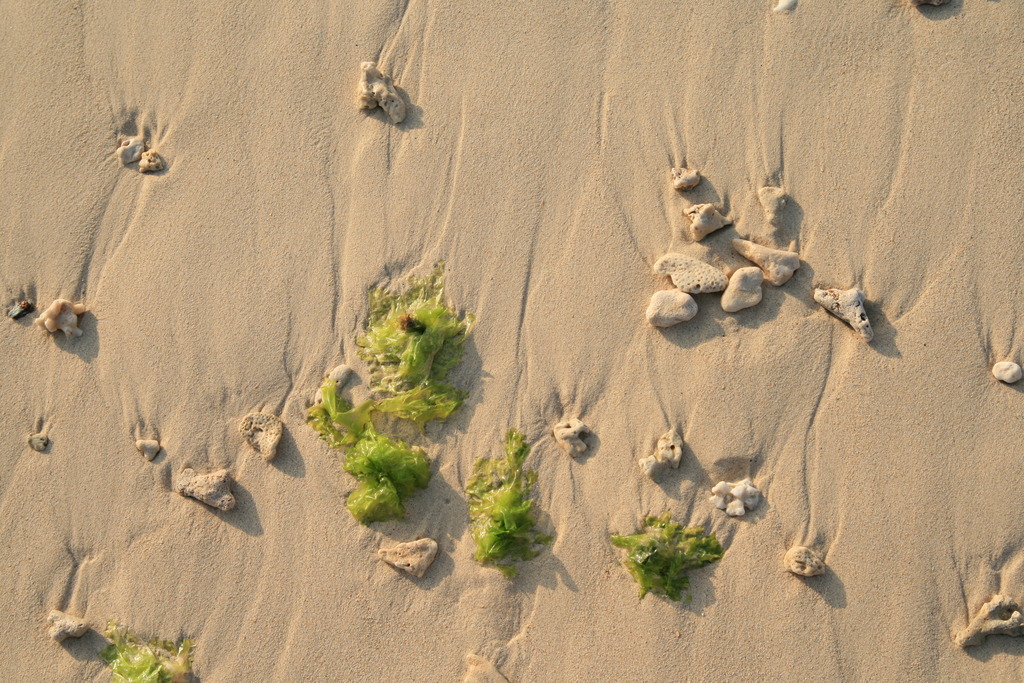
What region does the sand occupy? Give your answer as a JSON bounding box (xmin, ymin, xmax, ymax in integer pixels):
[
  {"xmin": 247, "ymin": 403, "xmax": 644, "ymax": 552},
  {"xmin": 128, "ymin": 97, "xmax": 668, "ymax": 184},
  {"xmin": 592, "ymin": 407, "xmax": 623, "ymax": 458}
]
[{"xmin": 2, "ymin": 0, "xmax": 1024, "ymax": 680}]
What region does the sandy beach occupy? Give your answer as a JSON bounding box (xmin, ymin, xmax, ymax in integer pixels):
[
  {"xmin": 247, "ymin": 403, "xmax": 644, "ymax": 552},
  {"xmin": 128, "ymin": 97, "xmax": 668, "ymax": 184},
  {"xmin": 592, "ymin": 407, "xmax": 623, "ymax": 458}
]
[{"xmin": 3, "ymin": 0, "xmax": 1024, "ymax": 680}]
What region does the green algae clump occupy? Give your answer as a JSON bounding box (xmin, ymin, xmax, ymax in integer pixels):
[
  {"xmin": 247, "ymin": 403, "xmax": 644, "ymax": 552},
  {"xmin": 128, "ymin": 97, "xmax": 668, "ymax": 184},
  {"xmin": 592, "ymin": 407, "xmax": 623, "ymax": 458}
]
[
  {"xmin": 610, "ymin": 512, "xmax": 724, "ymax": 601},
  {"xmin": 307, "ymin": 378, "xmax": 431, "ymax": 524},
  {"xmin": 100, "ymin": 621, "xmax": 193, "ymax": 683},
  {"xmin": 358, "ymin": 263, "xmax": 474, "ymax": 428},
  {"xmin": 466, "ymin": 430, "xmax": 552, "ymax": 577}
]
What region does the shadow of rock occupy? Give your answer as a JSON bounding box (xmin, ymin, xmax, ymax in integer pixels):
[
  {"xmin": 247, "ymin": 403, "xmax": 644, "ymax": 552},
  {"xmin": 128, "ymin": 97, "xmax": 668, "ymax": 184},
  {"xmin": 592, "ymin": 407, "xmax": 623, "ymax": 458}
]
[
  {"xmin": 59, "ymin": 628, "xmax": 108, "ymax": 662},
  {"xmin": 866, "ymin": 301, "xmax": 901, "ymax": 359},
  {"xmin": 53, "ymin": 311, "xmax": 98, "ymax": 363},
  {"xmin": 218, "ymin": 479, "xmax": 263, "ymax": 537},
  {"xmin": 270, "ymin": 425, "xmax": 305, "ymax": 479},
  {"xmin": 804, "ymin": 569, "xmax": 848, "ymax": 608}
]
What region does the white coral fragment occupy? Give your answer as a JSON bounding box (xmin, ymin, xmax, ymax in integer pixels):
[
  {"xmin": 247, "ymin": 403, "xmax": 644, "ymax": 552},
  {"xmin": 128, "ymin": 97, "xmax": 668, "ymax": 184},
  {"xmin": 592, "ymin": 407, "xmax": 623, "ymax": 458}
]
[
  {"xmin": 464, "ymin": 654, "xmax": 509, "ymax": 683},
  {"xmin": 378, "ymin": 538, "xmax": 438, "ymax": 578},
  {"xmin": 138, "ymin": 150, "xmax": 165, "ymax": 173},
  {"xmin": 992, "ymin": 361, "xmax": 1022, "ymax": 384},
  {"xmin": 671, "ymin": 167, "xmax": 701, "ymax": 191},
  {"xmin": 640, "ymin": 430, "xmax": 684, "ymax": 478},
  {"xmin": 47, "ymin": 610, "xmax": 89, "ymax": 642},
  {"xmin": 721, "ymin": 267, "xmax": 764, "ymax": 313},
  {"xmin": 135, "ymin": 439, "xmax": 161, "ymax": 461},
  {"xmin": 117, "ymin": 137, "xmax": 144, "ymax": 165},
  {"xmin": 357, "ymin": 61, "xmax": 406, "ymax": 124},
  {"xmin": 732, "ymin": 239, "xmax": 800, "ymax": 286},
  {"xmin": 954, "ymin": 595, "xmax": 1024, "ymax": 648},
  {"xmin": 653, "ymin": 253, "xmax": 727, "ymax": 294},
  {"xmin": 710, "ymin": 478, "xmax": 761, "ymax": 517},
  {"xmin": 553, "ymin": 418, "xmax": 590, "ymax": 458},
  {"xmin": 174, "ymin": 468, "xmax": 236, "ymax": 510},
  {"xmin": 784, "ymin": 546, "xmax": 825, "ymax": 577},
  {"xmin": 684, "ymin": 204, "xmax": 732, "ymax": 241},
  {"xmin": 239, "ymin": 412, "xmax": 283, "ymax": 461},
  {"xmin": 814, "ymin": 287, "xmax": 873, "ymax": 343},
  {"xmin": 28, "ymin": 433, "xmax": 49, "ymax": 452},
  {"xmin": 645, "ymin": 290, "xmax": 697, "ymax": 327},
  {"xmin": 34, "ymin": 299, "xmax": 87, "ymax": 338}
]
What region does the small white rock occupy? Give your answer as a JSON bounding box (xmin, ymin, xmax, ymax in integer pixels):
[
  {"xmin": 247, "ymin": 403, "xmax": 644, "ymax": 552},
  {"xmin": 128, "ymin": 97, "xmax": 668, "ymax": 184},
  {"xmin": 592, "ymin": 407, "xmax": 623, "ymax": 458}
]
[
  {"xmin": 328, "ymin": 364, "xmax": 352, "ymax": 384},
  {"xmin": 814, "ymin": 287, "xmax": 873, "ymax": 343},
  {"xmin": 684, "ymin": 204, "xmax": 732, "ymax": 241},
  {"xmin": 645, "ymin": 290, "xmax": 697, "ymax": 327},
  {"xmin": 553, "ymin": 418, "xmax": 590, "ymax": 458},
  {"xmin": 378, "ymin": 538, "xmax": 438, "ymax": 578},
  {"xmin": 174, "ymin": 468, "xmax": 236, "ymax": 510},
  {"xmin": 784, "ymin": 546, "xmax": 826, "ymax": 577},
  {"xmin": 117, "ymin": 138, "xmax": 144, "ymax": 165},
  {"xmin": 653, "ymin": 253, "xmax": 728, "ymax": 294},
  {"xmin": 28, "ymin": 433, "xmax": 49, "ymax": 452},
  {"xmin": 732, "ymin": 239, "xmax": 800, "ymax": 286},
  {"xmin": 721, "ymin": 267, "xmax": 764, "ymax": 313},
  {"xmin": 671, "ymin": 167, "xmax": 701, "ymax": 191},
  {"xmin": 992, "ymin": 361, "xmax": 1022, "ymax": 384},
  {"xmin": 47, "ymin": 610, "xmax": 89, "ymax": 641},
  {"xmin": 639, "ymin": 430, "xmax": 685, "ymax": 478},
  {"xmin": 135, "ymin": 439, "xmax": 161, "ymax": 461},
  {"xmin": 709, "ymin": 478, "xmax": 761, "ymax": 517}
]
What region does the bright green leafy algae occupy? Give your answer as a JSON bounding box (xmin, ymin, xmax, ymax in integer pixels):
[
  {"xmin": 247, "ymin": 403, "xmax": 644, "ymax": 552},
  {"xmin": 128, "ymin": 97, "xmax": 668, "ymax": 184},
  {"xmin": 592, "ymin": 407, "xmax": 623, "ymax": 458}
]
[
  {"xmin": 99, "ymin": 621, "xmax": 193, "ymax": 683},
  {"xmin": 467, "ymin": 430, "xmax": 552, "ymax": 577},
  {"xmin": 307, "ymin": 379, "xmax": 431, "ymax": 524},
  {"xmin": 358, "ymin": 264, "xmax": 474, "ymax": 427},
  {"xmin": 610, "ymin": 512, "xmax": 724, "ymax": 601}
]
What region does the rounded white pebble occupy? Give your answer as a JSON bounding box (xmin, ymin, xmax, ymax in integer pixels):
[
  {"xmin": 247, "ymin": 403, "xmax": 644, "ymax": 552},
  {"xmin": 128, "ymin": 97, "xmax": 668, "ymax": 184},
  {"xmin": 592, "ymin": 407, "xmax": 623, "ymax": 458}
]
[
  {"xmin": 993, "ymin": 361, "xmax": 1022, "ymax": 384},
  {"xmin": 646, "ymin": 290, "xmax": 698, "ymax": 327}
]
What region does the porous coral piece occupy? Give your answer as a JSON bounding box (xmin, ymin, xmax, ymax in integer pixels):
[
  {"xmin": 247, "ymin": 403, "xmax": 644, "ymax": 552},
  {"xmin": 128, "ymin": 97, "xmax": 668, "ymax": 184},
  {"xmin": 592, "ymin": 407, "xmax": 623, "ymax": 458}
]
[
  {"xmin": 814, "ymin": 287, "xmax": 873, "ymax": 343},
  {"xmin": 732, "ymin": 239, "xmax": 800, "ymax": 286},
  {"xmin": 653, "ymin": 253, "xmax": 727, "ymax": 294},
  {"xmin": 553, "ymin": 418, "xmax": 590, "ymax": 458},
  {"xmin": 138, "ymin": 150, "xmax": 165, "ymax": 173},
  {"xmin": 684, "ymin": 204, "xmax": 732, "ymax": 241},
  {"xmin": 378, "ymin": 538, "xmax": 439, "ymax": 578},
  {"xmin": 671, "ymin": 167, "xmax": 700, "ymax": 191},
  {"xmin": 135, "ymin": 439, "xmax": 161, "ymax": 461},
  {"xmin": 357, "ymin": 61, "xmax": 406, "ymax": 124},
  {"xmin": 992, "ymin": 361, "xmax": 1022, "ymax": 384},
  {"xmin": 758, "ymin": 186, "xmax": 788, "ymax": 225},
  {"xmin": 639, "ymin": 429, "xmax": 684, "ymax": 478},
  {"xmin": 174, "ymin": 468, "xmax": 236, "ymax": 510},
  {"xmin": 464, "ymin": 654, "xmax": 509, "ymax": 683},
  {"xmin": 117, "ymin": 137, "xmax": 144, "ymax": 165},
  {"xmin": 34, "ymin": 299, "xmax": 87, "ymax": 337},
  {"xmin": 28, "ymin": 433, "xmax": 49, "ymax": 452},
  {"xmin": 784, "ymin": 546, "xmax": 825, "ymax": 577},
  {"xmin": 721, "ymin": 267, "xmax": 764, "ymax": 313},
  {"xmin": 645, "ymin": 290, "xmax": 697, "ymax": 327},
  {"xmin": 709, "ymin": 478, "xmax": 761, "ymax": 517},
  {"xmin": 47, "ymin": 610, "xmax": 89, "ymax": 641},
  {"xmin": 954, "ymin": 595, "xmax": 1024, "ymax": 648},
  {"xmin": 239, "ymin": 412, "xmax": 283, "ymax": 461}
]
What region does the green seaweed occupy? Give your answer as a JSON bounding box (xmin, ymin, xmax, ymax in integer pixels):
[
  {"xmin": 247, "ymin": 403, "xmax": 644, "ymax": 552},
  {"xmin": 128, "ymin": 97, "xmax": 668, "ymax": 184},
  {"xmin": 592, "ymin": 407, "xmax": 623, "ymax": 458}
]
[
  {"xmin": 99, "ymin": 621, "xmax": 193, "ymax": 683},
  {"xmin": 342, "ymin": 427, "xmax": 431, "ymax": 524},
  {"xmin": 610, "ymin": 512, "xmax": 723, "ymax": 602},
  {"xmin": 307, "ymin": 379, "xmax": 431, "ymax": 524},
  {"xmin": 358, "ymin": 263, "xmax": 474, "ymax": 427},
  {"xmin": 466, "ymin": 430, "xmax": 552, "ymax": 577}
]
